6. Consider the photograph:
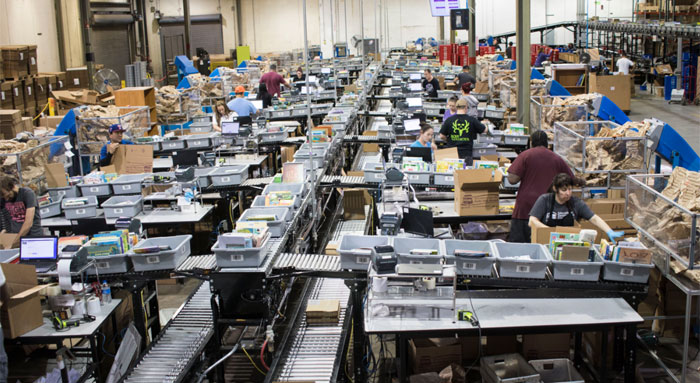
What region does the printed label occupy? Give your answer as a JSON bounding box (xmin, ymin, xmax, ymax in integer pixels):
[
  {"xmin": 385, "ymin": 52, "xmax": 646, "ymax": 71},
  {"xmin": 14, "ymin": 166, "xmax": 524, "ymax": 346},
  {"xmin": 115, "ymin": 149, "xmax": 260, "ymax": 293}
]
[
  {"xmin": 40, "ymin": 208, "xmax": 49, "ymax": 215},
  {"xmin": 570, "ymin": 268, "xmax": 584, "ymax": 276},
  {"xmin": 516, "ymin": 265, "xmax": 530, "ymax": 273},
  {"xmin": 49, "ymin": 84, "xmax": 53, "ymax": 91},
  {"xmin": 146, "ymin": 256, "xmax": 160, "ymax": 264},
  {"xmin": 356, "ymin": 256, "xmax": 370, "ymax": 264},
  {"xmin": 59, "ymin": 81, "xmax": 63, "ymax": 87},
  {"xmin": 90, "ymin": 187, "xmax": 100, "ymax": 192},
  {"xmin": 122, "ymin": 184, "xmax": 132, "ymax": 190},
  {"xmin": 14, "ymin": 88, "xmax": 18, "ymax": 97},
  {"xmin": 19, "ymin": 52, "xmax": 24, "ymax": 60},
  {"xmin": 511, "ymin": 137, "xmax": 522, "ymax": 143},
  {"xmin": 445, "ymin": 176, "xmax": 454, "ymax": 182},
  {"xmin": 27, "ymin": 87, "xmax": 32, "ymax": 95},
  {"xmin": 620, "ymin": 268, "xmax": 634, "ymax": 276},
  {"xmin": 462, "ymin": 262, "xmax": 476, "ymax": 270},
  {"xmin": 74, "ymin": 78, "xmax": 80, "ymax": 85},
  {"xmin": 409, "ymin": 174, "xmax": 419, "ymax": 181},
  {"xmin": 221, "ymin": 177, "xmax": 231, "ymax": 183},
  {"xmin": 193, "ymin": 141, "xmax": 202, "ymax": 146},
  {"xmin": 230, "ymin": 254, "xmax": 244, "ymax": 262},
  {"xmin": 64, "ymin": 141, "xmax": 72, "ymax": 150},
  {"xmin": 76, "ymin": 208, "xmax": 86, "ymax": 215},
  {"xmin": 114, "ymin": 208, "xmax": 123, "ymax": 214},
  {"xmin": 409, "ymin": 260, "xmax": 423, "ymax": 265},
  {"xmin": 1, "ymin": 92, "xmax": 4, "ymax": 100},
  {"xmin": 97, "ymin": 261, "xmax": 110, "ymax": 269},
  {"xmin": 58, "ymin": 190, "xmax": 66, "ymax": 196}
]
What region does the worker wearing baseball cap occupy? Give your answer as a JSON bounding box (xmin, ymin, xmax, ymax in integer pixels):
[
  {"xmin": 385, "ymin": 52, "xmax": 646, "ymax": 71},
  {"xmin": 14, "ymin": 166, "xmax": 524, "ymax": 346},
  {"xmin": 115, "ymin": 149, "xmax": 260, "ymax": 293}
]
[
  {"xmin": 226, "ymin": 85, "xmax": 258, "ymax": 118},
  {"xmin": 99, "ymin": 124, "xmax": 134, "ymax": 167}
]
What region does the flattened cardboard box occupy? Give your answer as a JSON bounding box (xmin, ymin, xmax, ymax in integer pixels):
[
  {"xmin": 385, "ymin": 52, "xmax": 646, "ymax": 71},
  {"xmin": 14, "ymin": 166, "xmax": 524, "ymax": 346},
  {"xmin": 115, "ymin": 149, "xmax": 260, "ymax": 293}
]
[
  {"xmin": 112, "ymin": 145, "xmax": 153, "ymax": 174},
  {"xmin": 453, "ymin": 168, "xmax": 502, "ymax": 216},
  {"xmin": 0, "ymin": 263, "xmax": 45, "ymax": 338}
]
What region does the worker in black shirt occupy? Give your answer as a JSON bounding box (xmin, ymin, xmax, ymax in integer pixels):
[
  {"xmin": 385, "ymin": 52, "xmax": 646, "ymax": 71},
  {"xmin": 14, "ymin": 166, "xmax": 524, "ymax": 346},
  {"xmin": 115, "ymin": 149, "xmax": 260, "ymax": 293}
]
[
  {"xmin": 422, "ymin": 69, "xmax": 440, "ymax": 98},
  {"xmin": 453, "ymin": 65, "xmax": 476, "ymax": 90},
  {"xmin": 439, "ymin": 98, "xmax": 486, "ymax": 166}
]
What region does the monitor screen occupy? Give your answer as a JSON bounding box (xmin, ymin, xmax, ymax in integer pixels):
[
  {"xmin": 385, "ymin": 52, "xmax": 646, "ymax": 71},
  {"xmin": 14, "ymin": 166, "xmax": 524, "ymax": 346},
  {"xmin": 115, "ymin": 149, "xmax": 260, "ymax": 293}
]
[
  {"xmin": 409, "ymin": 73, "xmax": 422, "ymax": 81},
  {"xmin": 408, "ymin": 83, "xmax": 422, "ymax": 92},
  {"xmin": 251, "ymin": 100, "xmax": 263, "ymax": 110},
  {"xmin": 20, "ymin": 237, "xmax": 58, "ymax": 260},
  {"xmin": 321, "ymin": 67, "xmax": 331, "ymax": 74},
  {"xmin": 403, "ymin": 118, "xmax": 421, "ymax": 132},
  {"xmin": 402, "ymin": 206, "xmax": 434, "ymax": 237},
  {"xmin": 221, "ymin": 121, "xmax": 240, "ymax": 135},
  {"xmin": 429, "ymin": 0, "xmax": 467, "ymax": 17},
  {"xmin": 406, "ymin": 97, "xmax": 423, "ymax": 108},
  {"xmin": 406, "ymin": 146, "xmax": 433, "ymax": 163}
]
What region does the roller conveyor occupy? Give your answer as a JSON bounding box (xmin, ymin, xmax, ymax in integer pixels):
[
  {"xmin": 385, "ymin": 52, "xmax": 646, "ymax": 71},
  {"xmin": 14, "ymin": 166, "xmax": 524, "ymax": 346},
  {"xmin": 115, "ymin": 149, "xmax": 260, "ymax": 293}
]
[
  {"xmin": 272, "ymin": 278, "xmax": 351, "ymax": 382},
  {"xmin": 123, "ymin": 281, "xmax": 213, "ymax": 383},
  {"xmin": 275, "ymin": 253, "xmax": 341, "ymax": 273},
  {"xmin": 176, "ymin": 254, "xmax": 217, "ymax": 272}
]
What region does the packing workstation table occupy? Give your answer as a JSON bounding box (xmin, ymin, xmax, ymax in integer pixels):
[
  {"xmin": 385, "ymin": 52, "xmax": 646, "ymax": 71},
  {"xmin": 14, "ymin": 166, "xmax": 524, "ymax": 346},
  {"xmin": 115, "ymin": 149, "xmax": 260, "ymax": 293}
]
[
  {"xmin": 376, "ymin": 199, "xmax": 513, "ymax": 224},
  {"xmin": 13, "ymin": 299, "xmax": 123, "ymax": 383},
  {"xmin": 152, "ymin": 154, "xmax": 269, "ymax": 172}
]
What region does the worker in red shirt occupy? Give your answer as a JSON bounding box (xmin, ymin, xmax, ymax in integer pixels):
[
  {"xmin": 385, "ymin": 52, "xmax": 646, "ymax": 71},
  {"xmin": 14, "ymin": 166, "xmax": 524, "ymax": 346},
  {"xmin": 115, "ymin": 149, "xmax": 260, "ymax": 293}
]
[
  {"xmin": 506, "ymin": 130, "xmax": 579, "ymax": 242},
  {"xmin": 259, "ymin": 64, "xmax": 292, "ymax": 97}
]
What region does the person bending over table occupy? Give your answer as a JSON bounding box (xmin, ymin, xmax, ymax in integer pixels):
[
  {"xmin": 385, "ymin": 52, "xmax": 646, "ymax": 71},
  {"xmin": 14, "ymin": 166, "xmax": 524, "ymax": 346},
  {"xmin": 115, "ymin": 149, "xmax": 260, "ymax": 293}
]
[
  {"xmin": 99, "ymin": 124, "xmax": 134, "ymax": 167},
  {"xmin": 528, "ymin": 173, "xmax": 624, "ymax": 242},
  {"xmin": 0, "ymin": 175, "xmax": 43, "ymax": 247}
]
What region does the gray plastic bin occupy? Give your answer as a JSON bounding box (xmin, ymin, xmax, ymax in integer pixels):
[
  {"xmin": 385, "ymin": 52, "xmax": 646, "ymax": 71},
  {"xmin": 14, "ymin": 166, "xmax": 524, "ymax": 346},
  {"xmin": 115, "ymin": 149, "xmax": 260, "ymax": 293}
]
[
  {"xmin": 377, "ymin": 125, "xmax": 394, "ymax": 139},
  {"xmin": 477, "ymin": 134, "xmax": 503, "ymax": 145},
  {"xmin": 299, "ymin": 142, "xmax": 331, "ymax": 156},
  {"xmin": 393, "ymin": 237, "xmax": 442, "ymax": 265},
  {"xmin": 259, "ymin": 130, "xmax": 289, "ymax": 143},
  {"xmin": 0, "ymin": 249, "xmax": 19, "ymax": 263},
  {"xmin": 473, "ymin": 143, "xmax": 498, "ymax": 158},
  {"xmin": 261, "ymin": 183, "xmax": 305, "ymax": 208},
  {"xmin": 433, "ymin": 172, "xmax": 456, "ymax": 186},
  {"xmin": 48, "ymin": 186, "xmax": 79, "ymax": 199},
  {"xmin": 62, "ymin": 196, "xmax": 98, "ymax": 219},
  {"xmin": 111, "ymin": 174, "xmax": 148, "ymax": 195},
  {"xmin": 293, "ymin": 150, "xmax": 325, "ymax": 169},
  {"xmin": 504, "ymin": 134, "xmax": 528, "ymax": 146},
  {"xmin": 160, "ymin": 139, "xmax": 187, "ymax": 151},
  {"xmin": 193, "ymin": 167, "xmax": 215, "ymax": 188},
  {"xmin": 602, "ymin": 258, "xmax": 654, "ymax": 284},
  {"xmin": 184, "ymin": 133, "xmax": 217, "ymax": 149},
  {"xmin": 493, "ymin": 242, "xmax": 552, "ymax": 279},
  {"xmin": 404, "ymin": 170, "xmax": 431, "ymax": 185},
  {"xmin": 551, "ymin": 250, "xmax": 603, "ymax": 282},
  {"xmin": 444, "ymin": 240, "xmax": 496, "ymax": 276},
  {"xmin": 209, "ymin": 165, "xmax": 249, "ymax": 186},
  {"xmin": 362, "ymin": 162, "xmax": 387, "ymax": 183},
  {"xmin": 88, "ymin": 253, "xmax": 132, "ymax": 275},
  {"xmin": 78, "ymin": 182, "xmax": 111, "ymax": 197},
  {"xmin": 271, "ymin": 109, "xmax": 292, "ymax": 118},
  {"xmin": 481, "ymin": 354, "xmax": 541, "ymax": 383},
  {"xmin": 102, "ymin": 195, "xmax": 143, "ymax": 219},
  {"xmin": 39, "ymin": 195, "xmax": 64, "ymax": 218},
  {"xmin": 213, "ymin": 238, "xmax": 269, "ymax": 268},
  {"xmin": 237, "ymin": 208, "xmax": 290, "ymax": 238},
  {"xmin": 129, "ymin": 235, "xmax": 192, "ymax": 271},
  {"xmin": 338, "ymin": 235, "xmax": 390, "ymax": 270},
  {"xmin": 251, "ymin": 195, "xmax": 300, "ymax": 215},
  {"xmin": 189, "ymin": 122, "xmax": 213, "ymax": 133},
  {"xmin": 150, "ymin": 141, "xmax": 162, "ymax": 151},
  {"xmin": 484, "ymin": 108, "xmax": 506, "ymax": 119},
  {"xmin": 528, "ymin": 359, "xmax": 584, "ymax": 383}
]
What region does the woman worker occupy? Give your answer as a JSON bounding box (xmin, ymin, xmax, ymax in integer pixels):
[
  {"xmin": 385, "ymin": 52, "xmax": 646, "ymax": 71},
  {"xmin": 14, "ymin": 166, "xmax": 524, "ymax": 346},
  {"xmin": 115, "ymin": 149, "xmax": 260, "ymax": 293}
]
[
  {"xmin": 443, "ymin": 96, "xmax": 458, "ymax": 122},
  {"xmin": 529, "ymin": 173, "xmax": 624, "ymax": 242},
  {"xmin": 213, "ymin": 100, "xmax": 233, "ymax": 132},
  {"xmin": 460, "ymin": 83, "xmax": 479, "ymax": 118},
  {"xmin": 410, "ymin": 123, "xmax": 438, "ymax": 153}
]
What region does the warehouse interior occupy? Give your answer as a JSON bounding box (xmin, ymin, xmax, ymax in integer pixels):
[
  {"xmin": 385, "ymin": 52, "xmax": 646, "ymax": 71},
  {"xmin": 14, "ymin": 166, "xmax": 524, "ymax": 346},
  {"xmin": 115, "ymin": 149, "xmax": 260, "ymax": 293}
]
[{"xmin": 0, "ymin": 0, "xmax": 699, "ymax": 382}]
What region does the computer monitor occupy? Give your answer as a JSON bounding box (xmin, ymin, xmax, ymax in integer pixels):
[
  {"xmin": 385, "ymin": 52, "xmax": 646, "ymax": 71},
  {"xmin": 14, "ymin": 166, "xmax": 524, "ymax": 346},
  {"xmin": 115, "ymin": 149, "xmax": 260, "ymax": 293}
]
[
  {"xmin": 403, "ymin": 118, "xmax": 421, "ymax": 133},
  {"xmin": 401, "ymin": 207, "xmax": 434, "ymax": 237},
  {"xmin": 406, "ymin": 146, "xmax": 432, "ymax": 163},
  {"xmin": 408, "ymin": 83, "xmax": 422, "ymax": 92},
  {"xmin": 409, "ymin": 73, "xmax": 422, "ymax": 81},
  {"xmin": 172, "ymin": 150, "xmax": 199, "ymax": 168},
  {"xmin": 321, "ymin": 67, "xmax": 331, "ymax": 74},
  {"xmin": 221, "ymin": 120, "xmax": 240, "ymax": 135},
  {"xmin": 251, "ymin": 100, "xmax": 263, "ymax": 110},
  {"xmin": 20, "ymin": 237, "xmax": 58, "ymax": 260},
  {"xmin": 406, "ymin": 97, "xmax": 422, "ymax": 108},
  {"xmin": 73, "ymin": 218, "xmax": 111, "ymax": 236}
]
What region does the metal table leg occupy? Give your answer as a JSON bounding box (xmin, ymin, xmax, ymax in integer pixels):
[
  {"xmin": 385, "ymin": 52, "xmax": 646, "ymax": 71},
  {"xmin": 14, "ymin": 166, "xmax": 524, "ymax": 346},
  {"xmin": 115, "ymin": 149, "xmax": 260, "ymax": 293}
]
[{"xmin": 625, "ymin": 324, "xmax": 637, "ymax": 383}]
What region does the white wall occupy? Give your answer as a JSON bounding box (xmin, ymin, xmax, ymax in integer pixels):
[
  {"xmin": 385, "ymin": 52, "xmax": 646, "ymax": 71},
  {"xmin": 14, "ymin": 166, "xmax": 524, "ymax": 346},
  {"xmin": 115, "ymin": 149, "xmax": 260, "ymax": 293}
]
[
  {"xmin": 0, "ymin": 0, "xmax": 61, "ymax": 72},
  {"xmin": 585, "ymin": 0, "xmax": 635, "ymax": 20}
]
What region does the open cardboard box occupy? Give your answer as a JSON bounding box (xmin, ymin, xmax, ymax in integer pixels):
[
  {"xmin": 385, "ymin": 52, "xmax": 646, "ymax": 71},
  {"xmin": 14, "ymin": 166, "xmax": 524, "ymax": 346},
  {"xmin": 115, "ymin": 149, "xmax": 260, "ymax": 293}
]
[
  {"xmin": 1, "ymin": 263, "xmax": 46, "ymax": 338},
  {"xmin": 453, "ymin": 169, "xmax": 502, "ymax": 216}
]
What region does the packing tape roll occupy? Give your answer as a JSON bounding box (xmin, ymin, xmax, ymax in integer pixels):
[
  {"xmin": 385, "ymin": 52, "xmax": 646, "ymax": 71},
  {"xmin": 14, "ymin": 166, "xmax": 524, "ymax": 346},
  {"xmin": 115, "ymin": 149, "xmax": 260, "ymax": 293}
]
[
  {"xmin": 73, "ymin": 298, "xmax": 85, "ymax": 317},
  {"xmin": 580, "ymin": 229, "xmax": 598, "ymax": 244},
  {"xmin": 57, "ymin": 259, "xmax": 73, "ymax": 290},
  {"xmin": 86, "ymin": 296, "xmax": 101, "ymax": 316},
  {"xmin": 45, "ymin": 284, "xmax": 62, "ymax": 297}
]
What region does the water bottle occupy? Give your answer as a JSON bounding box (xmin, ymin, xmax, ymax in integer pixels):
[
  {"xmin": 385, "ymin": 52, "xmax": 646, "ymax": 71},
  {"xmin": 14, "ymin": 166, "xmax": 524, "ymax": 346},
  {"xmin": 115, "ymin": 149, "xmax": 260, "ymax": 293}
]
[{"xmin": 102, "ymin": 281, "xmax": 112, "ymax": 304}]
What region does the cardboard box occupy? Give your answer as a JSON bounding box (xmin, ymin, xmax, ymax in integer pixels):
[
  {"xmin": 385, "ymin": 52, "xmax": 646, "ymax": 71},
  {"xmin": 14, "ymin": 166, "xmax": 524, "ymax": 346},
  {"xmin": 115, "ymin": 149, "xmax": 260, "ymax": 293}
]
[
  {"xmin": 409, "ymin": 338, "xmax": 462, "ymax": 374},
  {"xmin": 655, "ymin": 64, "xmax": 673, "ymax": 75},
  {"xmin": 586, "ymin": 198, "xmax": 625, "ymax": 216},
  {"xmin": 582, "ymin": 329, "xmax": 614, "ymax": 371},
  {"xmin": 10, "ymin": 80, "xmax": 23, "ymax": 109},
  {"xmin": 560, "ymin": 245, "xmax": 591, "ymax": 262},
  {"xmin": 522, "ymin": 333, "xmax": 570, "ymax": 360},
  {"xmin": 40, "ymin": 116, "xmax": 64, "ymax": 130},
  {"xmin": 474, "ymin": 81, "xmax": 489, "ymax": 94},
  {"xmin": 362, "ymin": 130, "xmax": 379, "ymax": 152},
  {"xmin": 436, "ymin": 147, "xmax": 459, "ymax": 161},
  {"xmin": 589, "ymin": 74, "xmax": 631, "ymax": 111},
  {"xmin": 0, "ymin": 233, "xmax": 17, "ymax": 249},
  {"xmin": 65, "ymin": 67, "xmax": 89, "ymax": 89},
  {"xmin": 454, "ymin": 168, "xmax": 502, "ymax": 216},
  {"xmin": 617, "ymin": 246, "xmax": 652, "ymax": 264},
  {"xmin": 26, "ymin": 45, "xmax": 38, "ymax": 76},
  {"xmin": 343, "ymin": 189, "xmax": 370, "ymax": 220},
  {"xmin": 485, "ymin": 335, "xmax": 518, "ymax": 355},
  {"xmin": 45, "ymin": 163, "xmax": 69, "ymax": 188},
  {"xmin": 482, "ymin": 154, "xmax": 511, "ymax": 167},
  {"xmin": 531, "ymin": 226, "xmax": 582, "ymax": 245},
  {"xmin": 112, "ymin": 144, "xmax": 153, "ymax": 174},
  {"xmin": 0, "ymin": 263, "xmax": 45, "ymax": 338},
  {"xmin": 0, "ymin": 81, "xmax": 13, "ymax": 109}
]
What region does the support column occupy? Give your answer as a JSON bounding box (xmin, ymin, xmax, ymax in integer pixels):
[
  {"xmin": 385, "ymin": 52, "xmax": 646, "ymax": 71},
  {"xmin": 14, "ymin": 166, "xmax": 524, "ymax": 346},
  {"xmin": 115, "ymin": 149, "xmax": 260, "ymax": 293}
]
[
  {"xmin": 516, "ymin": 0, "xmax": 531, "ymax": 127},
  {"xmin": 676, "ymin": 37, "xmax": 683, "ymax": 90},
  {"xmin": 440, "ymin": 16, "xmax": 445, "ymax": 41},
  {"xmin": 78, "ymin": 0, "xmax": 95, "ymax": 90},
  {"xmin": 236, "ymin": 0, "xmax": 244, "ymax": 46},
  {"xmin": 183, "ymin": 0, "xmax": 192, "ymax": 57},
  {"xmin": 468, "ymin": 0, "xmax": 476, "ymax": 76}
]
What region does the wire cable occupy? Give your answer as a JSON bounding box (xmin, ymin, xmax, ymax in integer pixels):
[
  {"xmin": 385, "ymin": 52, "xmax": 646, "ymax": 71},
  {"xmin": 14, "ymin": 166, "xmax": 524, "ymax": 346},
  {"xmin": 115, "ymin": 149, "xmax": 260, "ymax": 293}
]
[
  {"xmin": 241, "ymin": 346, "xmax": 267, "ymax": 376},
  {"xmin": 33, "ymin": 102, "xmax": 49, "ymax": 121},
  {"xmin": 260, "ymin": 339, "xmax": 270, "ymax": 371}
]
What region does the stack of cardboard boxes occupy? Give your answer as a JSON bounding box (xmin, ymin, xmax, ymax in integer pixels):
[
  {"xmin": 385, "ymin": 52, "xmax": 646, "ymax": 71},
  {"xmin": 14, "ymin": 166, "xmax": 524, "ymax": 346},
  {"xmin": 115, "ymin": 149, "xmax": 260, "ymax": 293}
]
[{"xmin": 0, "ymin": 109, "xmax": 32, "ymax": 139}]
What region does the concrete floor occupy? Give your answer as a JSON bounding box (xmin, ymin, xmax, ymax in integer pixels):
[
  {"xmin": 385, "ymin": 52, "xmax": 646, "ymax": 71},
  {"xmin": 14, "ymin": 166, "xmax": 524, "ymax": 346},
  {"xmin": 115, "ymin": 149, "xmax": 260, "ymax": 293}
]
[{"xmin": 628, "ymin": 91, "xmax": 700, "ymax": 155}]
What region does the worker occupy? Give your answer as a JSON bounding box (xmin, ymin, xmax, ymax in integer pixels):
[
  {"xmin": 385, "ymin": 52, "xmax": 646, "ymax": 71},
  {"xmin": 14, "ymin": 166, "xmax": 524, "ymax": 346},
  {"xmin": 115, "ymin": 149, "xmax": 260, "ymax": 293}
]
[
  {"xmin": 506, "ymin": 42, "xmax": 514, "ymax": 59},
  {"xmin": 453, "ymin": 65, "xmax": 476, "ymax": 90},
  {"xmin": 460, "ymin": 83, "xmax": 479, "ymax": 118},
  {"xmin": 534, "ymin": 48, "xmax": 550, "ymax": 67},
  {"xmin": 506, "ymin": 131, "xmax": 578, "ymax": 243},
  {"xmin": 443, "ymin": 96, "xmax": 458, "ymax": 122},
  {"xmin": 226, "ymin": 86, "xmax": 258, "ymax": 118},
  {"xmin": 529, "ymin": 173, "xmax": 624, "ymax": 242},
  {"xmin": 257, "ymin": 83, "xmax": 273, "ymax": 109},
  {"xmin": 616, "ymin": 52, "xmax": 634, "ymax": 75},
  {"xmin": 410, "ymin": 123, "xmax": 438, "ymax": 153},
  {"xmin": 439, "ymin": 98, "xmax": 486, "ymax": 165},
  {"xmin": 259, "ymin": 63, "xmax": 292, "ymax": 97},
  {"xmin": 0, "ymin": 175, "xmax": 43, "ymax": 247},
  {"xmin": 422, "ymin": 68, "xmax": 440, "ymax": 98},
  {"xmin": 99, "ymin": 124, "xmax": 134, "ymax": 167},
  {"xmin": 213, "ymin": 100, "xmax": 233, "ymax": 132}
]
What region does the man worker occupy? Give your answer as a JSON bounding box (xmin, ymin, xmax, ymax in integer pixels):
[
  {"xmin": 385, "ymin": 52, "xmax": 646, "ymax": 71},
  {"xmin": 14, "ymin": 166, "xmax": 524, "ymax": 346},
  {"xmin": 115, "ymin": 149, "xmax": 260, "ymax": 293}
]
[
  {"xmin": 99, "ymin": 124, "xmax": 134, "ymax": 167},
  {"xmin": 226, "ymin": 86, "xmax": 258, "ymax": 118},
  {"xmin": 260, "ymin": 63, "xmax": 292, "ymax": 97},
  {"xmin": 615, "ymin": 52, "xmax": 635, "ymax": 75},
  {"xmin": 505, "ymin": 131, "xmax": 578, "ymax": 243},
  {"xmin": 0, "ymin": 175, "xmax": 43, "ymax": 247},
  {"xmin": 506, "ymin": 42, "xmax": 515, "ymax": 59},
  {"xmin": 453, "ymin": 65, "xmax": 476, "ymax": 90},
  {"xmin": 422, "ymin": 69, "xmax": 440, "ymax": 98},
  {"xmin": 439, "ymin": 98, "xmax": 486, "ymax": 165}
]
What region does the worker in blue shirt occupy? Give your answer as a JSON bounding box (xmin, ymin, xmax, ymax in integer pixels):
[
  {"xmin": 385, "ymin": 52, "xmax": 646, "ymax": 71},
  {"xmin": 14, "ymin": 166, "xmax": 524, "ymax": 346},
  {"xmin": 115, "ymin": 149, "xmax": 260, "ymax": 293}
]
[
  {"xmin": 534, "ymin": 47, "xmax": 550, "ymax": 67},
  {"xmin": 226, "ymin": 86, "xmax": 258, "ymax": 117},
  {"xmin": 410, "ymin": 123, "xmax": 438, "ymax": 153},
  {"xmin": 99, "ymin": 124, "xmax": 134, "ymax": 167}
]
